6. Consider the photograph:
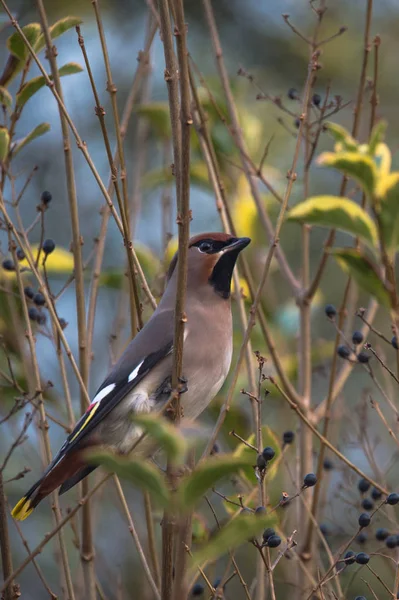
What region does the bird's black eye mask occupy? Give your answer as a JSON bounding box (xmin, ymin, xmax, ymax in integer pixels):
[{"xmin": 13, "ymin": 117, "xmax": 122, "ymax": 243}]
[{"xmin": 191, "ymin": 238, "xmax": 232, "ymax": 254}]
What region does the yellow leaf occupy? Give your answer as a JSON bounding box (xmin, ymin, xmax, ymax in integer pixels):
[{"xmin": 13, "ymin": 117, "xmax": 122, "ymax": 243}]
[
  {"xmin": 232, "ymin": 177, "xmax": 257, "ymax": 238},
  {"xmin": 318, "ymin": 151, "xmax": 377, "ymax": 197},
  {"xmin": 0, "ymin": 127, "xmax": 10, "ymax": 161},
  {"xmin": 231, "ymin": 276, "xmax": 249, "ymax": 299},
  {"xmin": 164, "ymin": 237, "xmax": 178, "ymax": 265},
  {"xmin": 287, "ymin": 196, "xmax": 378, "ymax": 248},
  {"xmin": 374, "ymin": 143, "xmax": 391, "ymax": 178},
  {"xmin": 20, "ymin": 245, "xmax": 74, "ymax": 273}
]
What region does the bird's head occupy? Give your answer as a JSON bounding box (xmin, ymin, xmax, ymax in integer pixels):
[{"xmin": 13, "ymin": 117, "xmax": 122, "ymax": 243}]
[{"xmin": 167, "ymin": 232, "xmax": 251, "ymax": 299}]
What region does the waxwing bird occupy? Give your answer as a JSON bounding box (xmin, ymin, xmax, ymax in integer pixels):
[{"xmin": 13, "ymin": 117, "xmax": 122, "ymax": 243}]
[{"xmin": 12, "ymin": 232, "xmax": 251, "ymax": 520}]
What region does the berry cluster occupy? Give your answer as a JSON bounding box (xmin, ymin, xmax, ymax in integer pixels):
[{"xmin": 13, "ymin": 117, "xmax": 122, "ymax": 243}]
[{"xmin": 325, "ymin": 304, "xmax": 371, "ymax": 363}]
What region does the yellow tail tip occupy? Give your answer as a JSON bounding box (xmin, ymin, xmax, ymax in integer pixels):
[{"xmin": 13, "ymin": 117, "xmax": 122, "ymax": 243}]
[{"xmin": 11, "ymin": 497, "xmax": 34, "ymax": 521}]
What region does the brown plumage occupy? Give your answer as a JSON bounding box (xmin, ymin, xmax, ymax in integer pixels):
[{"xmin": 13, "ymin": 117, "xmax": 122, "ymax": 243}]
[{"xmin": 12, "ymin": 232, "xmax": 250, "ymax": 520}]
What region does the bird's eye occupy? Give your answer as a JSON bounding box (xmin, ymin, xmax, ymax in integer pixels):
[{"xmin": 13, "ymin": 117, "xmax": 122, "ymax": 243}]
[{"xmin": 198, "ymin": 241, "xmax": 212, "ymax": 253}]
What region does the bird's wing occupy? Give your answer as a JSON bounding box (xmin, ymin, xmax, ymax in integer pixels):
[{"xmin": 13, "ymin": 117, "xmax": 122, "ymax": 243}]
[
  {"xmin": 51, "ymin": 307, "xmax": 176, "ymax": 466},
  {"xmin": 65, "ymin": 341, "xmax": 173, "ymax": 451}
]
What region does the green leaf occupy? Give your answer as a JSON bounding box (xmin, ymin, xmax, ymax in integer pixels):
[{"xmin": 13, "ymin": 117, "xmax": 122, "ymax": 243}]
[
  {"xmin": 98, "ymin": 270, "xmax": 124, "ymax": 289},
  {"xmin": 325, "ymin": 122, "xmax": 358, "ymax": 152},
  {"xmin": 0, "ymin": 87, "xmax": 12, "ymax": 109},
  {"xmin": 7, "ymin": 23, "xmax": 41, "ymax": 61},
  {"xmin": 178, "ymin": 455, "xmax": 256, "ymax": 511},
  {"xmin": 287, "ymin": 196, "xmax": 378, "ymax": 248},
  {"xmin": 0, "ymin": 56, "xmax": 23, "ymax": 88},
  {"xmin": 377, "ymin": 173, "xmax": 399, "ymax": 253},
  {"xmin": 191, "ymin": 513, "xmax": 277, "ymax": 568},
  {"xmin": 331, "ymin": 248, "xmax": 391, "ymax": 307},
  {"xmin": 58, "ymin": 62, "xmax": 83, "ymax": 77},
  {"xmin": 87, "ymin": 450, "xmax": 170, "ymax": 507},
  {"xmin": 132, "ymin": 414, "xmax": 186, "ymax": 462},
  {"xmin": 13, "ymin": 123, "xmax": 50, "ymax": 156},
  {"xmin": 0, "ymin": 128, "xmax": 10, "ymax": 162},
  {"xmin": 35, "ymin": 17, "xmax": 83, "ymax": 53},
  {"xmin": 368, "ymin": 121, "xmax": 387, "ymax": 155},
  {"xmin": 136, "ymin": 102, "xmax": 171, "ymax": 138},
  {"xmin": 16, "ymin": 76, "xmax": 45, "ymax": 108},
  {"xmin": 233, "ymin": 426, "xmax": 280, "ymax": 486},
  {"xmin": 318, "ymin": 151, "xmax": 377, "ymax": 197},
  {"xmin": 17, "ymin": 63, "xmax": 83, "ymax": 107}
]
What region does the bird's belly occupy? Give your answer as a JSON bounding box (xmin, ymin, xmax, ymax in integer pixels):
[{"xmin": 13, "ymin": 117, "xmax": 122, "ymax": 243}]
[
  {"xmin": 95, "ymin": 389, "xmax": 155, "ymax": 454},
  {"xmin": 180, "ymin": 343, "xmax": 232, "ymax": 421}
]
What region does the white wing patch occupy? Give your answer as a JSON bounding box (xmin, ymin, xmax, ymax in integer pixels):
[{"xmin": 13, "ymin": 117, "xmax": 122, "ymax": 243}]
[
  {"xmin": 91, "ymin": 383, "xmax": 116, "ymax": 405},
  {"xmin": 128, "ymin": 361, "xmax": 144, "ymax": 383}
]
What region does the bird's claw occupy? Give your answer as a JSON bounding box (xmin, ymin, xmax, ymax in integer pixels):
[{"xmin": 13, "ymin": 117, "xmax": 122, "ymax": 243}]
[{"xmin": 178, "ymin": 376, "xmax": 188, "ymax": 394}]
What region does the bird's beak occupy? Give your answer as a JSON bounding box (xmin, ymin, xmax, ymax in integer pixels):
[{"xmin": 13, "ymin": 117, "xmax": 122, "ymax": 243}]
[{"xmin": 223, "ymin": 237, "xmax": 251, "ymax": 253}]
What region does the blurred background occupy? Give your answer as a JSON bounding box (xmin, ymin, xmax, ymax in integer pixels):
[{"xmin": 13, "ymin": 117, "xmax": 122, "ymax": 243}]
[{"xmin": 2, "ymin": 0, "xmax": 399, "ymax": 598}]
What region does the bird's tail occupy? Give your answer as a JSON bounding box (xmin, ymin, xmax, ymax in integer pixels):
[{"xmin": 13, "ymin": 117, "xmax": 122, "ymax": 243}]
[
  {"xmin": 11, "ymin": 479, "xmax": 42, "ymax": 521},
  {"xmin": 11, "ymin": 449, "xmax": 89, "ymax": 521}
]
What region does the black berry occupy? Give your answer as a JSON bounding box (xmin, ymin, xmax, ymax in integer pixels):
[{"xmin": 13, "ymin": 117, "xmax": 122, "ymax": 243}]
[
  {"xmin": 192, "ymin": 583, "xmax": 204, "ymax": 596},
  {"xmin": 386, "ymin": 535, "xmax": 397, "ymax": 549},
  {"xmin": 255, "ymin": 506, "xmax": 266, "ymax": 515},
  {"xmin": 266, "ymin": 535, "xmax": 281, "ymax": 548},
  {"xmin": 361, "ymin": 498, "xmax": 374, "ymax": 511},
  {"xmin": 312, "ymin": 93, "xmax": 321, "ymax": 107},
  {"xmin": 59, "ymin": 318, "xmax": 68, "ymax": 330},
  {"xmin": 33, "ymin": 292, "xmax": 45, "ymax": 307},
  {"xmin": 211, "ymin": 442, "xmax": 220, "ymax": 455},
  {"xmin": 294, "ymin": 118, "xmax": 300, "ymax": 129},
  {"xmin": 325, "ymin": 304, "xmax": 336, "ymax": 318},
  {"xmin": 357, "ymin": 351, "xmax": 370, "ymax": 364},
  {"xmin": 37, "ymin": 313, "xmax": 47, "ymax": 326},
  {"xmin": 323, "ymin": 459, "xmax": 334, "ymax": 471},
  {"xmin": 262, "ymin": 527, "xmax": 275, "ymax": 542},
  {"xmin": 337, "ymin": 345, "xmax": 350, "ymax": 359},
  {"xmin": 2, "ymin": 259, "xmax": 14, "ymax": 271},
  {"xmin": 283, "ymin": 431, "xmax": 295, "ymax": 445},
  {"xmin": 386, "ymin": 493, "xmax": 399, "ymax": 505},
  {"xmin": 24, "ymin": 286, "xmax": 35, "ymax": 299},
  {"xmin": 371, "ymin": 487, "xmax": 382, "ymax": 501},
  {"xmin": 288, "ymin": 88, "xmax": 298, "ymax": 100},
  {"xmin": 262, "ymin": 446, "xmax": 275, "ymax": 461},
  {"xmin": 213, "ymin": 578, "xmax": 222, "ymax": 589},
  {"xmin": 354, "ymin": 597, "xmax": 367, "ymax": 600},
  {"xmin": 41, "ymin": 191, "xmax": 52, "ymax": 205},
  {"xmin": 375, "ymin": 528, "xmax": 389, "ymax": 541},
  {"xmin": 303, "ymin": 473, "xmax": 317, "ymax": 488},
  {"xmin": 355, "ymin": 552, "xmax": 370, "ymax": 564},
  {"xmin": 344, "ymin": 550, "xmax": 356, "ymax": 565},
  {"xmin": 319, "ymin": 523, "xmax": 330, "ymax": 537},
  {"xmin": 358, "ymin": 513, "xmax": 371, "ymax": 528},
  {"xmin": 358, "ymin": 478, "xmax": 370, "ymax": 494},
  {"xmin": 352, "ymin": 330, "xmax": 364, "ymax": 345},
  {"xmin": 392, "ymin": 336, "xmax": 399, "ymax": 350},
  {"xmin": 42, "ymin": 239, "xmax": 55, "ymax": 255},
  {"xmin": 16, "ymin": 248, "xmax": 25, "ymax": 261},
  {"xmin": 28, "ymin": 307, "xmax": 39, "ymax": 322},
  {"xmin": 257, "ymin": 454, "xmax": 267, "ymax": 470},
  {"xmin": 356, "ymin": 532, "xmax": 368, "ymax": 544}
]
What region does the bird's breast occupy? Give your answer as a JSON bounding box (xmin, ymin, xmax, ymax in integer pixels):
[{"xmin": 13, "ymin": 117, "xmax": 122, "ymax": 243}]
[{"xmin": 180, "ymin": 305, "xmax": 233, "ymax": 421}]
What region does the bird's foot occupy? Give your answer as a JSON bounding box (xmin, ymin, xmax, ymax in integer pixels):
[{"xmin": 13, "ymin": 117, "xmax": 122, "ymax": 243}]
[{"xmin": 178, "ymin": 375, "xmax": 188, "ymax": 395}]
